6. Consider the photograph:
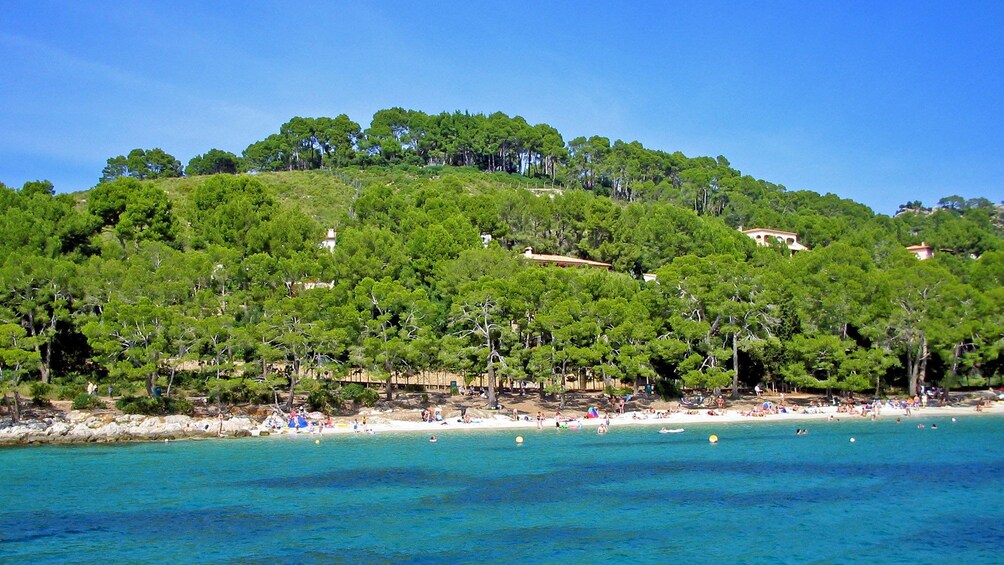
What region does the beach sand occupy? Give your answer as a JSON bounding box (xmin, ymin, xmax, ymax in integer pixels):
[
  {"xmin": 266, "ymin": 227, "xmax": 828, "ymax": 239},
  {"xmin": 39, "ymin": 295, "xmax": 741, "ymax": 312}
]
[
  {"xmin": 291, "ymin": 391, "xmax": 1000, "ymax": 437},
  {"xmin": 3, "ymin": 390, "xmax": 998, "ymax": 444}
]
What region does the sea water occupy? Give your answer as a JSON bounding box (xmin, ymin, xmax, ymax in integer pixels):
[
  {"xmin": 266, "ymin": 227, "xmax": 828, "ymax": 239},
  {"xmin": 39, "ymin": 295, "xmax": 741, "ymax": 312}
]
[{"xmin": 1, "ymin": 415, "xmax": 1002, "ymax": 564}]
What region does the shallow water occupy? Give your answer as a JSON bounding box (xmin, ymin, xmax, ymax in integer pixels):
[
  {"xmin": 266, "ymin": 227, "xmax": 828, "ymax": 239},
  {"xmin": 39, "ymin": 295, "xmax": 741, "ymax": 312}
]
[{"xmin": 2, "ymin": 415, "xmax": 1002, "ymax": 564}]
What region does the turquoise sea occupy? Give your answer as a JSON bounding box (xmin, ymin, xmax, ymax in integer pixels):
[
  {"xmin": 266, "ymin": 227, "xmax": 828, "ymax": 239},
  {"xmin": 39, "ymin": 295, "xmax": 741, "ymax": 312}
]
[{"xmin": 2, "ymin": 415, "xmax": 1003, "ymax": 564}]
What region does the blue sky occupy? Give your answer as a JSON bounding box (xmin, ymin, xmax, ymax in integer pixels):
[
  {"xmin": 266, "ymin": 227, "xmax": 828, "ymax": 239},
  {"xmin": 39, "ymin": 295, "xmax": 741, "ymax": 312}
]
[{"xmin": 2, "ymin": 1, "xmax": 1002, "ymax": 214}]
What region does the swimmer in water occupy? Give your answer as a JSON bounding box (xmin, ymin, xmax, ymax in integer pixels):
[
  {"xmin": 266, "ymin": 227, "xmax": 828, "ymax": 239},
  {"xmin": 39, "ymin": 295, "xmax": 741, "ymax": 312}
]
[{"xmin": 429, "ymin": 435, "xmax": 437, "ymax": 443}]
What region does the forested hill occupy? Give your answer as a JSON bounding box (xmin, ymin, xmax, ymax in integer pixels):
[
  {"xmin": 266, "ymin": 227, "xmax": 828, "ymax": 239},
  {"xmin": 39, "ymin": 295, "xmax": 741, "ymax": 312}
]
[
  {"xmin": 1, "ymin": 110, "xmax": 1004, "ymax": 416},
  {"xmin": 144, "ymin": 164, "xmax": 1003, "ymax": 265},
  {"xmin": 88, "ymin": 108, "xmax": 1003, "ymax": 252}
]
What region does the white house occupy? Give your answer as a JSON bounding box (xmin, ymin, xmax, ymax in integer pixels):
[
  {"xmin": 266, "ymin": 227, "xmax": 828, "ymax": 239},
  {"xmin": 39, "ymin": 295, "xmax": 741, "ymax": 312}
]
[
  {"xmin": 741, "ymin": 228, "xmax": 809, "ymax": 253},
  {"xmin": 320, "ymin": 228, "xmax": 337, "ymax": 253},
  {"xmin": 905, "ymin": 242, "xmax": 934, "ymax": 260}
]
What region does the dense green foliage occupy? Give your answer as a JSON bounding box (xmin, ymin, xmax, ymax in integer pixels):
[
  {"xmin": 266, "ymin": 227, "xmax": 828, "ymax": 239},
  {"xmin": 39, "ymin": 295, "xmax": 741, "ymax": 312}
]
[{"xmin": 3, "ymin": 111, "xmax": 1004, "ymax": 416}]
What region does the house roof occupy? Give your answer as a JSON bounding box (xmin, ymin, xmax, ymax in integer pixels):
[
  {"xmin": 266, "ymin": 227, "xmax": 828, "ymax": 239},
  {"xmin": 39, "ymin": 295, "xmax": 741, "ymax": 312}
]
[
  {"xmin": 523, "ymin": 248, "xmax": 611, "ymax": 269},
  {"xmin": 742, "ymin": 228, "xmax": 800, "ymax": 237}
]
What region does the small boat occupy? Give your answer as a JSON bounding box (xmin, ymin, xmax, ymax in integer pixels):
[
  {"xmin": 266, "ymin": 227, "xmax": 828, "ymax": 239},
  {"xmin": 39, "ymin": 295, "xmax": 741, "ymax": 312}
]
[{"xmin": 659, "ymin": 428, "xmax": 685, "ymax": 434}]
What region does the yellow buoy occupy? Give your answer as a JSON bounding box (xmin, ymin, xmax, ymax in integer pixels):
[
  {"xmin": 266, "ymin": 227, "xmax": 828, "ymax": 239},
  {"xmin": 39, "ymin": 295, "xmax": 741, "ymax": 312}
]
[
  {"xmin": 709, "ymin": 434, "xmax": 719, "ymax": 444},
  {"xmin": 315, "ymin": 439, "xmax": 320, "ymax": 445},
  {"xmin": 516, "ymin": 436, "xmax": 524, "ymax": 445}
]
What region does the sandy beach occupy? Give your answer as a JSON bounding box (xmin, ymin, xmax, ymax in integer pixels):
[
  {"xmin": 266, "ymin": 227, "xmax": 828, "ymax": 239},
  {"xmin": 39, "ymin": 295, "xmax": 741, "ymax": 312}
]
[
  {"xmin": 309, "ymin": 401, "xmax": 998, "ymax": 438},
  {"xmin": 259, "ymin": 388, "xmax": 1003, "ymax": 439},
  {"xmin": 2, "ymin": 390, "xmax": 999, "ymax": 445}
]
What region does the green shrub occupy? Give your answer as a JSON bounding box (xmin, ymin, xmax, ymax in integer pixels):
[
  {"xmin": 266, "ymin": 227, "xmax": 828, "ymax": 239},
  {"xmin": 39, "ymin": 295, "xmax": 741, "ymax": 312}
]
[
  {"xmin": 30, "ymin": 382, "xmax": 52, "ymax": 407},
  {"xmin": 544, "ymin": 382, "xmax": 567, "ymax": 395},
  {"xmin": 655, "ymin": 378, "xmax": 683, "ymax": 400},
  {"xmin": 603, "ymin": 385, "xmax": 633, "ymax": 397},
  {"xmin": 115, "ymin": 395, "xmax": 194, "ymax": 416},
  {"xmin": 306, "ymin": 382, "xmax": 379, "ymax": 412},
  {"xmin": 343, "ymin": 383, "xmax": 379, "ymax": 407},
  {"xmin": 72, "ymin": 393, "xmax": 103, "ymax": 410},
  {"xmin": 165, "ymin": 397, "xmax": 195, "ymax": 416},
  {"xmin": 307, "ymin": 386, "xmax": 342, "ymax": 413},
  {"xmin": 57, "ymin": 384, "xmax": 85, "ymax": 401},
  {"xmin": 112, "ymin": 381, "xmax": 143, "ymax": 397},
  {"xmin": 205, "ymin": 377, "xmax": 277, "ymax": 405}
]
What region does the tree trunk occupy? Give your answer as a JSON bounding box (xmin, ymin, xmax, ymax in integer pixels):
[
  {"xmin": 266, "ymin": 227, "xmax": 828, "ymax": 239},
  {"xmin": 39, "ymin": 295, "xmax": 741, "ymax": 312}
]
[
  {"xmin": 917, "ymin": 338, "xmax": 929, "ymax": 392},
  {"xmin": 34, "ymin": 343, "xmax": 50, "ymax": 384},
  {"xmin": 7, "ymin": 392, "xmax": 21, "ymax": 424},
  {"xmin": 166, "ymin": 366, "xmax": 177, "ymax": 398},
  {"xmin": 42, "ymin": 341, "xmax": 52, "ymax": 384},
  {"xmin": 285, "ymin": 359, "xmax": 300, "ymax": 412},
  {"xmin": 731, "ymin": 331, "xmax": 740, "ymax": 398},
  {"xmin": 487, "ymin": 362, "xmax": 497, "ymax": 408},
  {"xmin": 907, "ymin": 336, "xmax": 927, "ymax": 397},
  {"xmin": 28, "ymin": 313, "xmax": 52, "ymax": 385},
  {"xmin": 950, "ymin": 342, "xmax": 962, "ymax": 383}
]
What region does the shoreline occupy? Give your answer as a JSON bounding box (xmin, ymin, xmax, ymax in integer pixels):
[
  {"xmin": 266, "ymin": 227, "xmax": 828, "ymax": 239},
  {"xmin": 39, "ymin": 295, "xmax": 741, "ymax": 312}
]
[
  {"xmin": 315, "ymin": 404, "xmax": 999, "ymax": 436},
  {"xmin": 2, "ymin": 402, "xmax": 997, "ymax": 446}
]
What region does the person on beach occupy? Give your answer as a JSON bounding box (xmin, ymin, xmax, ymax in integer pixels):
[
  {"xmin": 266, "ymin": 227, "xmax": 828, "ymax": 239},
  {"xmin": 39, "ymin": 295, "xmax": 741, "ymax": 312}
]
[{"xmin": 755, "ymin": 384, "xmax": 762, "ymax": 398}]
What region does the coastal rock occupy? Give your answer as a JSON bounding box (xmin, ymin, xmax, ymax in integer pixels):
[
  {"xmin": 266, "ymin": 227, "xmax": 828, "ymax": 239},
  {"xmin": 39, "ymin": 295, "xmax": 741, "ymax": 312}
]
[
  {"xmin": 0, "ymin": 425, "xmax": 30, "ymax": 442},
  {"xmin": 92, "ymin": 422, "xmax": 124, "ymax": 441},
  {"xmin": 46, "ymin": 422, "xmax": 71, "ymax": 437},
  {"xmin": 116, "ymin": 415, "xmax": 146, "ymax": 426},
  {"xmin": 216, "ymin": 416, "xmax": 256, "ymax": 436},
  {"xmin": 67, "ymin": 423, "xmax": 95, "ymax": 441},
  {"xmin": 0, "ymin": 411, "xmax": 271, "ymax": 444}
]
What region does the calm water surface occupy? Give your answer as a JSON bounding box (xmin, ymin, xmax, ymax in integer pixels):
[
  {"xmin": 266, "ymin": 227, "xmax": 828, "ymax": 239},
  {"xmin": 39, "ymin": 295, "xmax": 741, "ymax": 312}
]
[{"xmin": 2, "ymin": 415, "xmax": 1002, "ymax": 564}]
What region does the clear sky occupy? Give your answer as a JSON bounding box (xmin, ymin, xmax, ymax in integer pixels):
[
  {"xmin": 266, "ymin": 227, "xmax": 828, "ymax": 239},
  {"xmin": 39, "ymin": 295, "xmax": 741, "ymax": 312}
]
[{"xmin": 2, "ymin": 1, "xmax": 1003, "ymax": 214}]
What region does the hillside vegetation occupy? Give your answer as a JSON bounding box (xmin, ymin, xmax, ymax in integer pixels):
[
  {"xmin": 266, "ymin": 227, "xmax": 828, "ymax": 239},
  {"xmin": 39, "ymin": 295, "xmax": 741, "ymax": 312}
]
[{"xmin": 3, "ymin": 110, "xmax": 1004, "ymax": 419}]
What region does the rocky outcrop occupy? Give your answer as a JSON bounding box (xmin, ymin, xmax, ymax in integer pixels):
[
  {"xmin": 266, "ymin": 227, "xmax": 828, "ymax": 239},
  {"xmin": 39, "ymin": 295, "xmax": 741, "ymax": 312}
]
[{"xmin": 0, "ymin": 412, "xmax": 259, "ymax": 445}]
